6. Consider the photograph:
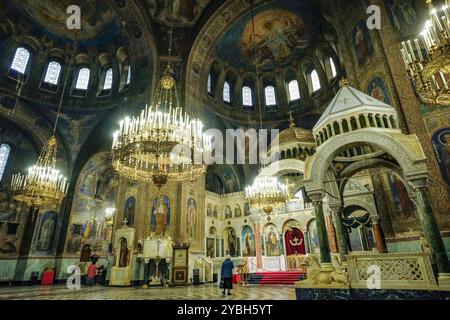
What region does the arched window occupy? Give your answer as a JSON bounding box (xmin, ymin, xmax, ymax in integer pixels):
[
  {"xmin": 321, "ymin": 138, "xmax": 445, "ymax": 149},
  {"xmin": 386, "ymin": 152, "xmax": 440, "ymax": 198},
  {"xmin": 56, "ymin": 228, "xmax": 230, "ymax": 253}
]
[
  {"xmin": 103, "ymin": 68, "xmax": 113, "ymax": 90},
  {"xmin": 311, "ymin": 70, "xmax": 321, "ymax": 92},
  {"xmin": 126, "ymin": 67, "xmax": 131, "ymax": 85},
  {"xmin": 43, "ymin": 61, "xmax": 62, "ymax": 85},
  {"xmin": 11, "ymin": 47, "xmax": 31, "ymax": 74},
  {"xmin": 75, "ymin": 68, "xmax": 90, "ymax": 90},
  {"xmin": 207, "ymin": 74, "xmax": 212, "ymax": 94},
  {"xmin": 0, "ymin": 144, "xmax": 11, "ymax": 182},
  {"xmin": 288, "ymin": 80, "xmax": 300, "ymax": 101},
  {"xmin": 330, "ymin": 58, "xmax": 337, "ymax": 78},
  {"xmin": 223, "ymin": 81, "xmax": 231, "ymax": 103},
  {"xmin": 265, "ymin": 86, "xmax": 277, "ymax": 106},
  {"xmin": 242, "ymin": 86, "xmax": 253, "ymax": 106}
]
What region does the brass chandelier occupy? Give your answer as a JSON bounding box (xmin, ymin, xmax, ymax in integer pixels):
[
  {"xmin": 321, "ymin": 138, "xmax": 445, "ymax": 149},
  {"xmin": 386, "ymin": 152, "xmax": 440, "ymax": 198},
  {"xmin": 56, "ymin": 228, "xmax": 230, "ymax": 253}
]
[
  {"xmin": 401, "ymin": 0, "xmax": 450, "ymax": 106},
  {"xmin": 11, "ymin": 136, "xmax": 68, "ymax": 207},
  {"xmin": 112, "ymin": 5, "xmax": 210, "ymax": 188},
  {"xmin": 245, "ymin": 176, "xmax": 290, "ymax": 218}
]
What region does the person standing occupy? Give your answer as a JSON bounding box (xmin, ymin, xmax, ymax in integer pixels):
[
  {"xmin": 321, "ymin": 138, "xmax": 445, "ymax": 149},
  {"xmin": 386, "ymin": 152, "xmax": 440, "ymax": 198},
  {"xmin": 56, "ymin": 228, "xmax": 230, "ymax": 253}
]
[
  {"xmin": 220, "ymin": 255, "xmax": 234, "ymax": 296},
  {"xmin": 86, "ymin": 262, "xmax": 97, "ymax": 286}
]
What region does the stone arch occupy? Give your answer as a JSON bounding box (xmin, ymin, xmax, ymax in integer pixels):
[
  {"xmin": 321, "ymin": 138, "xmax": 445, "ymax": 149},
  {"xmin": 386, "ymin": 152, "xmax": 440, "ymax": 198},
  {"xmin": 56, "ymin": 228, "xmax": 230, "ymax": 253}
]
[
  {"xmin": 258, "ymin": 159, "xmax": 305, "ymax": 177},
  {"xmin": 343, "ymin": 198, "xmax": 377, "ymax": 218},
  {"xmin": 304, "ymin": 130, "xmax": 428, "ymax": 193}
]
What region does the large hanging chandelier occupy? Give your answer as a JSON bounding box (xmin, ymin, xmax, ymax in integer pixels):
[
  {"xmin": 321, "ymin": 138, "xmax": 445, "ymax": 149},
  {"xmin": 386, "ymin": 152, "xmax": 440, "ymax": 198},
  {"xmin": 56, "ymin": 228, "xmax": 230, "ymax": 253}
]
[
  {"xmin": 401, "ymin": 0, "xmax": 450, "ymax": 106},
  {"xmin": 11, "ymin": 136, "xmax": 68, "ymax": 207},
  {"xmin": 112, "ymin": 6, "xmax": 210, "ymax": 188},
  {"xmin": 245, "ymin": 176, "xmax": 290, "ymax": 218}
]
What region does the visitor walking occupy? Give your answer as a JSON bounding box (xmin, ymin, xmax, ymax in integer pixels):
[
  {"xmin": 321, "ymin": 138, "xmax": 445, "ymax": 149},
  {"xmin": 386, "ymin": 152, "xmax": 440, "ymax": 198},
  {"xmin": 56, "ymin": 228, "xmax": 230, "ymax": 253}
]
[
  {"xmin": 220, "ymin": 255, "xmax": 234, "ymax": 296},
  {"xmin": 86, "ymin": 262, "xmax": 97, "ymax": 286}
]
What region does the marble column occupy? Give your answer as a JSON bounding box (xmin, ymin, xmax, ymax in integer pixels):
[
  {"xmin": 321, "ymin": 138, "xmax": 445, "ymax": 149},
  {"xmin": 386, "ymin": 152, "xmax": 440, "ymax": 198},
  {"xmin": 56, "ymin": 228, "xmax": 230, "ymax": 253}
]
[
  {"xmin": 330, "ymin": 206, "xmax": 349, "ymax": 259},
  {"xmin": 253, "ymin": 218, "xmax": 263, "ymax": 269},
  {"xmin": 143, "ymin": 259, "xmax": 150, "ymax": 288},
  {"xmin": 371, "ymin": 216, "xmax": 387, "ymax": 253},
  {"xmin": 325, "ymin": 213, "xmax": 338, "ymax": 253},
  {"xmin": 309, "ymin": 192, "xmax": 331, "ymax": 264},
  {"xmin": 411, "ymin": 178, "xmax": 450, "ymax": 274}
]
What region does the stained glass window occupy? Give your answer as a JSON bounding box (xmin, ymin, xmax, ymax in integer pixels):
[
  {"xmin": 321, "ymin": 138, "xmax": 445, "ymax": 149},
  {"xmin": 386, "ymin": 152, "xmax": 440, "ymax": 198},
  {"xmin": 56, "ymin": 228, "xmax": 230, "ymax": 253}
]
[
  {"xmin": 126, "ymin": 67, "xmax": 131, "ymax": 85},
  {"xmin": 43, "ymin": 61, "xmax": 62, "ymax": 85},
  {"xmin": 311, "ymin": 70, "xmax": 321, "ymax": 92},
  {"xmin": 242, "ymin": 86, "xmax": 253, "ymax": 106},
  {"xmin": 75, "ymin": 67, "xmax": 90, "ymax": 90},
  {"xmin": 265, "ymin": 86, "xmax": 277, "ymax": 106},
  {"xmin": 288, "ymin": 80, "xmax": 300, "ymax": 101},
  {"xmin": 330, "ymin": 58, "xmax": 337, "ymax": 78},
  {"xmin": 11, "ymin": 47, "xmax": 31, "ymax": 74},
  {"xmin": 103, "ymin": 68, "xmax": 113, "ymax": 90},
  {"xmin": 207, "ymin": 74, "xmax": 212, "ymax": 94},
  {"xmin": 0, "ymin": 144, "xmax": 10, "ymax": 182},
  {"xmin": 223, "ymin": 81, "xmax": 231, "ymax": 103}
]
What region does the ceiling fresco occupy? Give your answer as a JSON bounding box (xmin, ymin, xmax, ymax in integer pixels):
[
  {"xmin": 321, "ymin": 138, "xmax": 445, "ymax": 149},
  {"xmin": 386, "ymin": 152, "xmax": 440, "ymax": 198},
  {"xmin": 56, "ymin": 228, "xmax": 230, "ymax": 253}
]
[
  {"xmin": 144, "ymin": 0, "xmax": 212, "ymax": 27},
  {"xmin": 5, "ymin": 0, "xmax": 123, "ymax": 43},
  {"xmin": 216, "ymin": 0, "xmax": 324, "ymax": 71}
]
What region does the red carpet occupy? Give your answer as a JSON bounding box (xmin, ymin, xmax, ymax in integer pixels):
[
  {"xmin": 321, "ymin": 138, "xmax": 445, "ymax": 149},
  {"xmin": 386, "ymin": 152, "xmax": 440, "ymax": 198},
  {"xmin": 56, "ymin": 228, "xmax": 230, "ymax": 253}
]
[{"xmin": 248, "ymin": 271, "xmax": 306, "ymax": 285}]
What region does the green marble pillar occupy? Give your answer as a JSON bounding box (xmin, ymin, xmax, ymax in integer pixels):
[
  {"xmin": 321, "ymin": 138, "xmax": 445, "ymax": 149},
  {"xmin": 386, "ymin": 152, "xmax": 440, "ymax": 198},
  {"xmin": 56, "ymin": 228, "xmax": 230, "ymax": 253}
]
[
  {"xmin": 311, "ymin": 194, "xmax": 331, "ymax": 264},
  {"xmin": 332, "ymin": 207, "xmax": 349, "ymax": 258},
  {"xmin": 414, "ymin": 184, "xmax": 450, "ymax": 274}
]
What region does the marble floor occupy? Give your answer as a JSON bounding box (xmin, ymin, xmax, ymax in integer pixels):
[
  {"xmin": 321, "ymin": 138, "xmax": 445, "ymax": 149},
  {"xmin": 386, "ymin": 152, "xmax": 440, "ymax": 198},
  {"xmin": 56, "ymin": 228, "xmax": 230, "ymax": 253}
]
[{"xmin": 0, "ymin": 283, "xmax": 296, "ymax": 300}]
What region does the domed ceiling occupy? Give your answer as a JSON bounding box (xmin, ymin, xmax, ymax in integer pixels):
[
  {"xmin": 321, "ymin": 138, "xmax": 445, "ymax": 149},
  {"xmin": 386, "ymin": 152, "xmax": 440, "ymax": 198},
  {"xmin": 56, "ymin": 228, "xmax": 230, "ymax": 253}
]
[{"xmin": 216, "ymin": 0, "xmax": 326, "ymax": 72}]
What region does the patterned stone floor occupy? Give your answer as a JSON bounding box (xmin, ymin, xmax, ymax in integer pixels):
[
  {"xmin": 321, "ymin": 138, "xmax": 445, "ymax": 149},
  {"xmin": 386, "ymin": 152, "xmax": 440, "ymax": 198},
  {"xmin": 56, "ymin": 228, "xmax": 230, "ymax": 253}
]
[{"xmin": 0, "ymin": 283, "xmax": 296, "ymax": 300}]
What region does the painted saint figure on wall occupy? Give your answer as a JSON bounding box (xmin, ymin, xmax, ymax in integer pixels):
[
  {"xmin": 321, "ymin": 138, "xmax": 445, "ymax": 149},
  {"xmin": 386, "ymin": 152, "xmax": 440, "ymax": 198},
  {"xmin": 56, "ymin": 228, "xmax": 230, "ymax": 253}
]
[
  {"xmin": 432, "ymin": 128, "xmax": 450, "ymax": 186},
  {"xmin": 151, "ymin": 195, "xmax": 171, "ymax": 236},
  {"xmin": 36, "ymin": 211, "xmax": 57, "ymax": 252},
  {"xmin": 124, "ymin": 196, "xmax": 136, "ymax": 226},
  {"xmin": 265, "ymin": 225, "xmax": 281, "ymax": 256},
  {"xmin": 187, "ymin": 198, "xmax": 197, "ymax": 241},
  {"xmin": 352, "ymin": 20, "xmax": 374, "ymax": 65},
  {"xmin": 367, "ymin": 77, "xmax": 391, "ymax": 105},
  {"xmin": 226, "ymin": 227, "xmax": 238, "ymax": 257},
  {"xmin": 224, "ymin": 206, "xmax": 232, "ymax": 219},
  {"xmin": 242, "ymin": 226, "xmax": 256, "ymax": 257},
  {"xmin": 388, "ymin": 173, "xmax": 415, "ymax": 220}
]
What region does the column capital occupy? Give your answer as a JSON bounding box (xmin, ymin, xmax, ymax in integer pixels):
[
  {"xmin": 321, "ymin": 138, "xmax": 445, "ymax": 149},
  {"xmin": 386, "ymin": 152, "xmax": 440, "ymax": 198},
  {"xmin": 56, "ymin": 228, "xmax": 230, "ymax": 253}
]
[
  {"xmin": 408, "ymin": 176, "xmax": 429, "ymax": 192},
  {"xmin": 308, "ymin": 191, "xmax": 324, "ymax": 204},
  {"xmin": 370, "ymin": 215, "xmax": 381, "ymax": 224}
]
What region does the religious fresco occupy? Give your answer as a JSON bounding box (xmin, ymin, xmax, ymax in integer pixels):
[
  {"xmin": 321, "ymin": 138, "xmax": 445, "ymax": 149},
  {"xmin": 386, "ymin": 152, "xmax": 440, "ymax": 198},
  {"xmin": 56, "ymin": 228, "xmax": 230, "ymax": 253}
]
[
  {"xmin": 216, "ymin": 0, "xmax": 322, "ymax": 71},
  {"xmin": 352, "ymin": 19, "xmax": 374, "ymax": 65},
  {"xmin": 213, "ymin": 205, "xmax": 218, "ymax": 218},
  {"xmin": 244, "ymin": 203, "xmax": 251, "ymax": 216},
  {"xmin": 384, "ymin": 0, "xmax": 418, "ymax": 40},
  {"xmin": 387, "ymin": 173, "xmax": 420, "ymax": 232},
  {"xmin": 151, "ymin": 195, "xmax": 171, "ymax": 237},
  {"xmin": 284, "ymin": 228, "xmax": 305, "ymax": 256},
  {"xmin": 432, "ymin": 128, "xmax": 450, "ymax": 186},
  {"xmin": 145, "ymin": 0, "xmax": 212, "ymax": 28},
  {"xmin": 186, "ymin": 198, "xmax": 197, "ymax": 241},
  {"xmin": 307, "ymin": 219, "xmax": 320, "ymax": 254},
  {"xmin": 264, "ymin": 224, "xmax": 281, "ymax": 256},
  {"xmin": 367, "ymin": 77, "xmax": 391, "ymax": 105},
  {"xmin": 65, "ymin": 152, "xmax": 117, "ymax": 256},
  {"xmin": 225, "ymin": 227, "xmax": 238, "ymax": 257},
  {"xmin": 234, "ymin": 204, "xmax": 242, "ymax": 218},
  {"xmin": 8, "ymin": 0, "xmax": 116, "ymax": 40},
  {"xmin": 241, "ymin": 226, "xmax": 256, "ymax": 257},
  {"xmin": 206, "ymin": 203, "xmax": 213, "ymax": 217},
  {"xmin": 224, "ymin": 206, "xmax": 232, "ymax": 219},
  {"xmin": 124, "ymin": 197, "xmax": 136, "ymax": 226},
  {"xmin": 205, "ymin": 172, "xmax": 223, "ymax": 194},
  {"xmin": 206, "ymin": 237, "xmax": 215, "ymax": 258},
  {"xmin": 223, "ymin": 167, "xmax": 238, "ymax": 193},
  {"xmin": 35, "ymin": 211, "xmax": 57, "ymax": 252}
]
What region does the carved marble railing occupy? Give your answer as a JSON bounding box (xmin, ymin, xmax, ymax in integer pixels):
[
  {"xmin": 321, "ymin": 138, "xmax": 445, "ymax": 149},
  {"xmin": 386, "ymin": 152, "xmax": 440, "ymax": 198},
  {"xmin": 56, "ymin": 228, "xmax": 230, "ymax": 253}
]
[{"xmin": 346, "ymin": 252, "xmax": 438, "ymax": 290}]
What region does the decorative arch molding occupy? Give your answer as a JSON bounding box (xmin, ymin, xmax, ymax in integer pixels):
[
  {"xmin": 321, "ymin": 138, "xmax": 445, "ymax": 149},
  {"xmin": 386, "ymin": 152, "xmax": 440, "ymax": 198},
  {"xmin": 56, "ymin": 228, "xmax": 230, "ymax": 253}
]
[
  {"xmin": 304, "ymin": 130, "xmax": 428, "ymax": 193},
  {"xmin": 343, "ymin": 198, "xmax": 377, "ymax": 218},
  {"xmin": 258, "ymin": 159, "xmax": 306, "ymax": 177}
]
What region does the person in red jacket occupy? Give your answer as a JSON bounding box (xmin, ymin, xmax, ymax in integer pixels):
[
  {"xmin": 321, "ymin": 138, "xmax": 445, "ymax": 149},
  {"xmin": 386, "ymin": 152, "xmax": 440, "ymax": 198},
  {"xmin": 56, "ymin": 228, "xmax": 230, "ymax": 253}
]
[{"xmin": 86, "ymin": 262, "xmax": 97, "ymax": 286}]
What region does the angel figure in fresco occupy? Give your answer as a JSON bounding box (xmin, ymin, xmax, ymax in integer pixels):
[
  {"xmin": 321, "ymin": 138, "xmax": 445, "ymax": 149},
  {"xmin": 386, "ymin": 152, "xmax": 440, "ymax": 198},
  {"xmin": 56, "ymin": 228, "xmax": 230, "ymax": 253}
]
[{"xmin": 155, "ymin": 199, "xmax": 168, "ymax": 236}]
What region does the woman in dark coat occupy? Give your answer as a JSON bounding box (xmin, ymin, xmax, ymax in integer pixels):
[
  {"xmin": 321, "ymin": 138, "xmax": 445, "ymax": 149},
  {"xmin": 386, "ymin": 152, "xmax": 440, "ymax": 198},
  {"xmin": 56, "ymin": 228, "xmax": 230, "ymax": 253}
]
[{"xmin": 220, "ymin": 255, "xmax": 234, "ymax": 295}]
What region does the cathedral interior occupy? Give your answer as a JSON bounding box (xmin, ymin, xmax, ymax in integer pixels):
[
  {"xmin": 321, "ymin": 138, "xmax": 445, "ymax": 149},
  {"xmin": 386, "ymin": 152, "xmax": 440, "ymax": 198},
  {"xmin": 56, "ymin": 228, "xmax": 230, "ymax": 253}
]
[{"xmin": 0, "ymin": 0, "xmax": 450, "ymax": 301}]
